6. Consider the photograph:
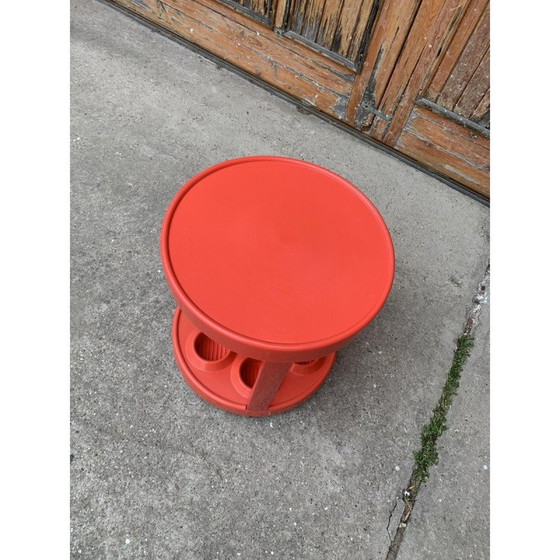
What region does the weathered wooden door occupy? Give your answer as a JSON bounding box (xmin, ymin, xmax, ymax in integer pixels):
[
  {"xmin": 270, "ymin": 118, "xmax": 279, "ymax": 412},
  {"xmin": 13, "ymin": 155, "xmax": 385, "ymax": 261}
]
[
  {"xmin": 351, "ymin": 0, "xmax": 490, "ymax": 197},
  {"xmin": 109, "ymin": 0, "xmax": 490, "ymax": 198}
]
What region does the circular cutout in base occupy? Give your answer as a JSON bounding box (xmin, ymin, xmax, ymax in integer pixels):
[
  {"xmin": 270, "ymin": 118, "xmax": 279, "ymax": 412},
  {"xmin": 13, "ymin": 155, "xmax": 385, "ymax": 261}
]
[{"xmin": 172, "ymin": 307, "xmax": 336, "ymax": 416}]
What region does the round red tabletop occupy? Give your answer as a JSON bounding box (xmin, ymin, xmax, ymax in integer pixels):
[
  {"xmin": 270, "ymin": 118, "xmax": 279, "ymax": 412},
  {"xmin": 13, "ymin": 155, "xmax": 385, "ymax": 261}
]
[{"xmin": 161, "ymin": 156, "xmax": 394, "ymax": 361}]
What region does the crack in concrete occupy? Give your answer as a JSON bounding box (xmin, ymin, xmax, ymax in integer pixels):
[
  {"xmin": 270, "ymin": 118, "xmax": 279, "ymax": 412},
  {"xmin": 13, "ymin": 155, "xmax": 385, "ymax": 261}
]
[
  {"xmin": 386, "ymin": 499, "xmax": 399, "ymax": 541},
  {"xmin": 464, "ymin": 264, "xmax": 490, "ymax": 336},
  {"xmin": 384, "ymin": 263, "xmax": 490, "ymax": 560}
]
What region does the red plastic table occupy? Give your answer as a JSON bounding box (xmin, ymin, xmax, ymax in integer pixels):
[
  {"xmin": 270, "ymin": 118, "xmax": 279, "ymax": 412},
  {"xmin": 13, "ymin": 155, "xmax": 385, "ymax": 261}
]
[{"xmin": 161, "ymin": 156, "xmax": 394, "ymax": 416}]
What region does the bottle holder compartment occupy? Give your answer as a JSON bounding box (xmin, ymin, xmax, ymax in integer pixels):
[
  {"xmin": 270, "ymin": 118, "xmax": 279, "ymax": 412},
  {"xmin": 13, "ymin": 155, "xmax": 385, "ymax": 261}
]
[{"xmin": 172, "ymin": 307, "xmax": 336, "ymax": 416}]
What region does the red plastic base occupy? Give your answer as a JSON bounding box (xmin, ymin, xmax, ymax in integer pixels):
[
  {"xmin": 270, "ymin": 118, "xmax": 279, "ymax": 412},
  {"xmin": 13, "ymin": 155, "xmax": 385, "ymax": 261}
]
[{"xmin": 172, "ymin": 307, "xmax": 336, "ymax": 416}]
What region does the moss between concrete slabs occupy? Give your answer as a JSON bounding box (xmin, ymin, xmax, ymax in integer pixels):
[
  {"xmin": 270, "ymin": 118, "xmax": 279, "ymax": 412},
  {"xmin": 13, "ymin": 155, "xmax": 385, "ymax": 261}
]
[
  {"xmin": 412, "ymin": 333, "xmax": 475, "ymax": 488},
  {"xmin": 386, "ymin": 333, "xmax": 475, "ymax": 560}
]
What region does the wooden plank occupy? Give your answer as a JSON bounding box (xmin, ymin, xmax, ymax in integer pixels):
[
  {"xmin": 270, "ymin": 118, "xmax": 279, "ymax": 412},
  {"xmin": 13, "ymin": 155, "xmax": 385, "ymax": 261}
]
[
  {"xmin": 216, "ymin": 0, "xmax": 269, "ymax": 20},
  {"xmin": 427, "ymin": 0, "xmax": 488, "ymax": 99},
  {"xmin": 347, "ymin": 0, "xmax": 377, "ymax": 62},
  {"xmin": 396, "ymin": 129, "xmax": 489, "ymax": 197},
  {"xmin": 289, "ymin": 0, "xmax": 309, "ymax": 35},
  {"xmin": 371, "ymin": 0, "xmax": 469, "ymax": 145},
  {"xmin": 316, "ymin": 0, "xmax": 344, "ymax": 50},
  {"xmin": 406, "ymin": 105, "xmax": 489, "ymax": 169},
  {"xmin": 299, "ymin": 0, "xmax": 326, "ymax": 42},
  {"xmin": 347, "ymin": 0, "xmax": 422, "ymax": 127},
  {"xmin": 273, "ymin": 0, "xmax": 289, "ymax": 29},
  {"xmin": 437, "ymin": 2, "xmax": 489, "ymax": 110},
  {"xmin": 111, "ymin": 0, "xmax": 354, "ymax": 118},
  {"xmin": 478, "ymin": 109, "xmax": 490, "ymax": 129},
  {"xmin": 282, "ymin": 0, "xmax": 374, "ymax": 67},
  {"xmin": 253, "ymin": 0, "xmax": 267, "ymax": 17},
  {"xmin": 337, "ymin": 0, "xmax": 368, "ymax": 59},
  {"xmin": 454, "ymin": 47, "xmax": 489, "ymax": 119},
  {"xmin": 471, "ymin": 87, "xmax": 490, "ymax": 125},
  {"xmin": 414, "ymin": 102, "xmax": 489, "ymax": 142}
]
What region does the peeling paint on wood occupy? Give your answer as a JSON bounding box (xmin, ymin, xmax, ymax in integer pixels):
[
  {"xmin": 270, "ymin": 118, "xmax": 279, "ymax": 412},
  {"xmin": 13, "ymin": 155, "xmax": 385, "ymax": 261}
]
[
  {"xmin": 285, "ymin": 0, "xmax": 377, "ymax": 65},
  {"xmin": 427, "ymin": 0, "xmax": 488, "ymax": 98},
  {"xmin": 354, "ymin": 45, "xmax": 384, "ymax": 129},
  {"xmin": 397, "ymin": 103, "xmax": 489, "ymax": 196},
  {"xmin": 471, "ymin": 87, "xmax": 489, "ymax": 127},
  {"xmin": 371, "ymin": 0, "xmax": 469, "ymax": 145},
  {"xmin": 454, "ymin": 47, "xmax": 489, "ymax": 120},
  {"xmin": 217, "ymin": 0, "xmax": 272, "ymax": 22},
  {"xmin": 330, "ymin": 94, "xmax": 349, "ymax": 121},
  {"xmin": 437, "ymin": 2, "xmax": 489, "ymax": 111},
  {"xmin": 129, "ymin": 0, "xmax": 153, "ymax": 11}
]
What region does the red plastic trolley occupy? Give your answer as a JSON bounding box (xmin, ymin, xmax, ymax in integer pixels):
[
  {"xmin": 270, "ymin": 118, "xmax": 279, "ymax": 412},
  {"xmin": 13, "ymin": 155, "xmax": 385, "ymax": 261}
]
[{"xmin": 161, "ymin": 156, "xmax": 394, "ymax": 416}]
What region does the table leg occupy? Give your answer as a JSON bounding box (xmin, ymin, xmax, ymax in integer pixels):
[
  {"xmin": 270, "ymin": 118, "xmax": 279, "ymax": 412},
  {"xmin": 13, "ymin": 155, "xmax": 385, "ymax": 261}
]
[{"xmin": 246, "ymin": 361, "xmax": 292, "ymax": 414}]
